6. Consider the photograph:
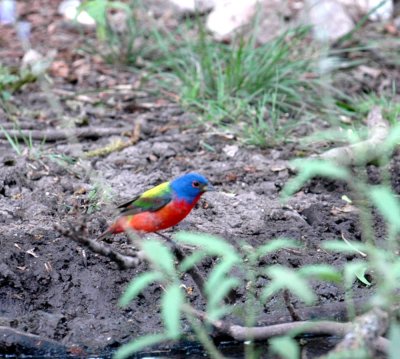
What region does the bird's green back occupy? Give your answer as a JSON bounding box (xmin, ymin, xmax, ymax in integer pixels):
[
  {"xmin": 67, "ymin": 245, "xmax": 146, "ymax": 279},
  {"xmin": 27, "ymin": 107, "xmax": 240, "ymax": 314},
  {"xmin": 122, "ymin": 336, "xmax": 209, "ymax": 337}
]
[{"xmin": 117, "ymin": 181, "xmax": 172, "ymax": 215}]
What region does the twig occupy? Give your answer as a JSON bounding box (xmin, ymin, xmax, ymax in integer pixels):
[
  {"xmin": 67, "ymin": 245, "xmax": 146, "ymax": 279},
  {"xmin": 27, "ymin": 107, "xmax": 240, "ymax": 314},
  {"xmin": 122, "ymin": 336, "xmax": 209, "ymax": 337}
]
[
  {"xmin": 57, "ymin": 222, "xmax": 208, "ymax": 301},
  {"xmin": 185, "ymin": 306, "xmax": 388, "ymax": 354},
  {"xmin": 0, "ymin": 127, "xmax": 133, "ymax": 142},
  {"xmin": 316, "ymin": 106, "xmax": 390, "ymax": 166},
  {"xmin": 0, "ymin": 326, "xmax": 70, "ymax": 356},
  {"xmin": 321, "ymin": 307, "xmax": 389, "ymax": 358},
  {"xmin": 54, "ymin": 223, "xmax": 143, "ymax": 269},
  {"xmin": 85, "ymin": 122, "xmax": 141, "ymax": 158},
  {"xmin": 283, "ymin": 289, "xmax": 302, "ymax": 321},
  {"xmin": 186, "ymin": 306, "xmax": 351, "ymax": 340}
]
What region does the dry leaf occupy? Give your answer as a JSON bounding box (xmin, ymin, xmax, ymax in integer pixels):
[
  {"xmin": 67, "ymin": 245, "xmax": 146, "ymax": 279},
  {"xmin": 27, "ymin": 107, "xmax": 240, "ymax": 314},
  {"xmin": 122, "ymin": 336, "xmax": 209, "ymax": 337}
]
[{"xmin": 51, "ymin": 60, "xmax": 70, "ymax": 78}]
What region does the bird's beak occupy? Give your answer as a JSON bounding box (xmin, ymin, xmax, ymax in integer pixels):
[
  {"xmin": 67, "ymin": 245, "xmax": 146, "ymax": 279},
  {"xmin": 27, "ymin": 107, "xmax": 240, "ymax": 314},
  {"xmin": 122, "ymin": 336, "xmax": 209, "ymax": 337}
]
[{"xmin": 202, "ymin": 183, "xmax": 215, "ymax": 192}]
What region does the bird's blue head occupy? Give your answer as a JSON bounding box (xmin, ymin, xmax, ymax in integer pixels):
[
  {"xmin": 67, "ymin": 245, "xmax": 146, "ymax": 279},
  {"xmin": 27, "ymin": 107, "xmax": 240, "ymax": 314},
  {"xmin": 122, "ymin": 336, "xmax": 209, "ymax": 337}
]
[{"xmin": 171, "ymin": 172, "xmax": 213, "ymax": 204}]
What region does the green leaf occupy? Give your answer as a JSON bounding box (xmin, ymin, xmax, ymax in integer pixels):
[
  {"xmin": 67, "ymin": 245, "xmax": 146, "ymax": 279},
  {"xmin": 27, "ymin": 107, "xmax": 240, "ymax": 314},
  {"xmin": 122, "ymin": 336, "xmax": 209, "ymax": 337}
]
[
  {"xmin": 207, "ymin": 277, "xmax": 240, "ymax": 316},
  {"xmin": 1, "ymin": 90, "xmax": 12, "ymax": 101},
  {"xmin": 369, "ymin": 186, "xmax": 400, "ymax": 232},
  {"xmin": 255, "ymin": 238, "xmax": 300, "ymax": 258},
  {"xmin": 389, "ymin": 322, "xmax": 400, "ymax": 359},
  {"xmin": 178, "ymin": 250, "xmax": 207, "ymax": 272},
  {"xmin": 113, "ymin": 333, "xmax": 167, "ymax": 359},
  {"xmin": 207, "ymin": 305, "xmax": 232, "ymax": 322},
  {"xmin": 299, "ymin": 264, "xmax": 342, "ymax": 283},
  {"xmin": 162, "ymin": 284, "xmax": 183, "ymax": 339},
  {"xmin": 344, "ymin": 261, "xmax": 370, "ymax": 289},
  {"xmin": 282, "ymin": 159, "xmax": 350, "ymax": 198},
  {"xmin": 141, "ymin": 239, "xmax": 175, "ymax": 276},
  {"xmin": 355, "ymin": 267, "xmax": 371, "ymax": 287},
  {"xmin": 269, "ymin": 336, "xmax": 300, "ymax": 359},
  {"xmin": 205, "ymin": 256, "xmax": 239, "ymax": 295},
  {"xmin": 392, "ymin": 261, "xmax": 400, "ymax": 280},
  {"xmin": 119, "ymin": 271, "xmax": 163, "ymax": 307},
  {"xmin": 384, "ymin": 124, "xmax": 400, "ymax": 155},
  {"xmin": 263, "ymin": 266, "xmax": 316, "ymax": 305},
  {"xmin": 78, "ymin": 0, "xmax": 108, "ymax": 40},
  {"xmin": 174, "ymin": 232, "xmax": 239, "ymax": 259}
]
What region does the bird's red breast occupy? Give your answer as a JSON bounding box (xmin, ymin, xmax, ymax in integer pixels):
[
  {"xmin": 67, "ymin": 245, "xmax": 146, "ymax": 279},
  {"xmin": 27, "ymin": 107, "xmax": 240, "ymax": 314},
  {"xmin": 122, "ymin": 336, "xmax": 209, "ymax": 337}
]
[{"xmin": 109, "ymin": 196, "xmax": 201, "ymax": 234}]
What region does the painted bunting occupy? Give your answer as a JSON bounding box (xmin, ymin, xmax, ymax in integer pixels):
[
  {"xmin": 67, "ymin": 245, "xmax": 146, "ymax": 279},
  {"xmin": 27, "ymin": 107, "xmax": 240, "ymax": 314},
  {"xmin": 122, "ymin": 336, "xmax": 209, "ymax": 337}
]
[{"xmin": 97, "ymin": 172, "xmax": 213, "ymax": 240}]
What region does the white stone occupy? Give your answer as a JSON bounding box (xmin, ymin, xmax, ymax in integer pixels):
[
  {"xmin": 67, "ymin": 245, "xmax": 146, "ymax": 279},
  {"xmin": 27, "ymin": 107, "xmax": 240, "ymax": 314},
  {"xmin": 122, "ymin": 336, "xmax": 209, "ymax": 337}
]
[
  {"xmin": 223, "ymin": 144, "xmax": 239, "ymax": 157},
  {"xmin": 306, "ymin": 0, "xmax": 354, "ymax": 42},
  {"xmin": 0, "ymin": 0, "xmax": 16, "ymax": 25},
  {"xmin": 168, "ymin": 0, "xmax": 216, "ymax": 13},
  {"xmin": 206, "ymin": 0, "xmax": 258, "ymax": 41},
  {"xmin": 58, "ymin": 0, "xmax": 96, "ymax": 26},
  {"xmin": 340, "ymin": 0, "xmax": 393, "ymax": 21}
]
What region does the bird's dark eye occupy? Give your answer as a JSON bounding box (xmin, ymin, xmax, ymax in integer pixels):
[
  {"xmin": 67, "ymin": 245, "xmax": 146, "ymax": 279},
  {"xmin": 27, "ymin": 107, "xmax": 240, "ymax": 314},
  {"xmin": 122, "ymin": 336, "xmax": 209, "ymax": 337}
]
[{"xmin": 192, "ymin": 181, "xmax": 200, "ymax": 188}]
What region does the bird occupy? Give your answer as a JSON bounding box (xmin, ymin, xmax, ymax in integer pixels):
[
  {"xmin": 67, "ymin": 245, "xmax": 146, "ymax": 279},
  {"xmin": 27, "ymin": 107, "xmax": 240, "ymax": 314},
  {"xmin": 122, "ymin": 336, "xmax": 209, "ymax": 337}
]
[{"xmin": 97, "ymin": 172, "xmax": 214, "ymax": 240}]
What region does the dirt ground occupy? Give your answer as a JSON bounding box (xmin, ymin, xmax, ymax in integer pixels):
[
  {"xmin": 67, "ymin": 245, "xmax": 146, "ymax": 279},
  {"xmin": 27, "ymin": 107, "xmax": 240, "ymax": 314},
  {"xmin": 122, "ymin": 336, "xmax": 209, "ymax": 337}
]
[{"xmin": 0, "ymin": 1, "xmax": 399, "ymax": 358}]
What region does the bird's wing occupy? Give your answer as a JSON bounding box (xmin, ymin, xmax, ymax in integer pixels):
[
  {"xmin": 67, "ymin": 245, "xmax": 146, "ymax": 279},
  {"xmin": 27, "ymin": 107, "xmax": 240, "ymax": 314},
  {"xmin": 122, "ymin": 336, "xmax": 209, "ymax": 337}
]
[{"xmin": 117, "ymin": 181, "xmax": 172, "ymax": 216}]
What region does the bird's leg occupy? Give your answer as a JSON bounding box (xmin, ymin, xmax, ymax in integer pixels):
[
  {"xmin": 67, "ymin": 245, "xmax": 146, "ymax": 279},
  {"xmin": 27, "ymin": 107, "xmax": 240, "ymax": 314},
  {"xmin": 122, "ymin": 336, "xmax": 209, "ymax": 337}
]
[
  {"xmin": 154, "ymin": 232, "xmax": 195, "ymax": 250},
  {"xmin": 154, "ymin": 231, "xmax": 178, "ymax": 245}
]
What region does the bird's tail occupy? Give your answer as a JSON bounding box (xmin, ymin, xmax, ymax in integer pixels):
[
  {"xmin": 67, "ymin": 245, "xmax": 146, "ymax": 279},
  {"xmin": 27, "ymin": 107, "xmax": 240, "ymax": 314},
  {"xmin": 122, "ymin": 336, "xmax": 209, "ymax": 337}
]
[
  {"xmin": 96, "ymin": 219, "xmax": 125, "ymax": 240},
  {"xmin": 96, "ymin": 228, "xmax": 112, "ymax": 241}
]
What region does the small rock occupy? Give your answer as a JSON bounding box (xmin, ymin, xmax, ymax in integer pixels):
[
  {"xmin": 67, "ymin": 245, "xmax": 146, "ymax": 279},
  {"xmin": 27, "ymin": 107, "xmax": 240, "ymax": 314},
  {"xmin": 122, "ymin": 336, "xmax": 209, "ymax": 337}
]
[
  {"xmin": 58, "ymin": 0, "xmax": 96, "ymax": 26},
  {"xmin": 223, "ymin": 144, "xmax": 239, "ymax": 157},
  {"xmin": 0, "ymin": 0, "xmax": 16, "ymax": 25},
  {"xmin": 21, "ymin": 49, "xmax": 56, "ymax": 76},
  {"xmin": 305, "ymin": 0, "xmax": 354, "ymax": 42},
  {"xmin": 168, "ymin": 0, "xmax": 215, "ymax": 13},
  {"xmin": 206, "ymin": 0, "xmax": 258, "ymax": 41},
  {"xmin": 340, "ymin": 0, "xmax": 393, "ymax": 21},
  {"xmin": 151, "ymin": 142, "xmax": 176, "ymax": 158}
]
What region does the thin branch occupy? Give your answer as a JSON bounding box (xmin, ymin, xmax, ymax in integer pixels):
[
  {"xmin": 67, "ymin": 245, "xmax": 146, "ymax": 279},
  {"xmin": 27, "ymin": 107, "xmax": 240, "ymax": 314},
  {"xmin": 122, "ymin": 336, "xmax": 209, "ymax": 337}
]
[
  {"xmin": 85, "ymin": 122, "xmax": 141, "ymax": 158},
  {"xmin": 186, "ymin": 306, "xmax": 351, "ymax": 340},
  {"xmin": 54, "ymin": 223, "xmax": 143, "ymax": 269},
  {"xmin": 0, "ymin": 326, "xmax": 70, "ymax": 356},
  {"xmin": 0, "ymin": 127, "xmax": 133, "ymax": 142},
  {"xmin": 283, "ymin": 289, "xmax": 302, "ymax": 321},
  {"xmin": 322, "ymin": 307, "xmax": 389, "ymax": 358},
  {"xmin": 316, "ymin": 106, "xmax": 390, "ymax": 166},
  {"xmin": 185, "ymin": 306, "xmax": 388, "ymax": 354}
]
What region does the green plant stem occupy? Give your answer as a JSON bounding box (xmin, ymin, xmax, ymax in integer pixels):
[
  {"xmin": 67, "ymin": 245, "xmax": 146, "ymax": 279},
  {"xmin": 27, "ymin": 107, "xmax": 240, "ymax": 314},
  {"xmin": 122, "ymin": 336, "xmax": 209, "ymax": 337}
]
[
  {"xmin": 185, "ymin": 309, "xmax": 225, "ymax": 359},
  {"xmin": 243, "ymin": 250, "xmax": 259, "ymax": 359},
  {"xmin": 348, "ymin": 181, "xmax": 375, "ymax": 246}
]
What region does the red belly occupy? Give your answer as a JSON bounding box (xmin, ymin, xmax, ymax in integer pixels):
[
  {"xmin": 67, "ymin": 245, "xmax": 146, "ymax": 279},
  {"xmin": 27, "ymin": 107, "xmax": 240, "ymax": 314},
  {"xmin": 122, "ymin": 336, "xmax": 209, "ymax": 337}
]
[{"xmin": 113, "ymin": 198, "xmax": 198, "ymax": 233}]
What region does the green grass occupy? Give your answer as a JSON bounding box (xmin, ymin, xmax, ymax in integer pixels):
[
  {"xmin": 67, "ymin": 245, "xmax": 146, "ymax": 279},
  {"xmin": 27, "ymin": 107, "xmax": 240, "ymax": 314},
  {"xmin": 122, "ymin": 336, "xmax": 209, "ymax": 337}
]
[
  {"xmin": 0, "ymin": 63, "xmax": 38, "ymax": 115},
  {"xmin": 0, "ymin": 125, "xmax": 46, "ymax": 158},
  {"xmin": 78, "ymin": 0, "xmax": 400, "ymax": 148},
  {"xmin": 80, "ymin": 2, "xmax": 347, "ymax": 146},
  {"xmin": 149, "ymin": 23, "xmax": 343, "ymax": 146},
  {"xmin": 356, "ymin": 91, "xmax": 400, "ymax": 125},
  {"xmin": 0, "ymin": 125, "xmax": 24, "ymax": 155},
  {"xmin": 78, "ymin": 0, "xmax": 152, "ymax": 65}
]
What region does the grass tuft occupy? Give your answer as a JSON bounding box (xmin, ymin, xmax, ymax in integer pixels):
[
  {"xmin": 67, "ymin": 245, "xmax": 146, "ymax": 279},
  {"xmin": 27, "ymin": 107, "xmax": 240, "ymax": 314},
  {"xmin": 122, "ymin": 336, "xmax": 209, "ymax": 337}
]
[{"xmin": 151, "ymin": 22, "xmax": 344, "ymax": 146}]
